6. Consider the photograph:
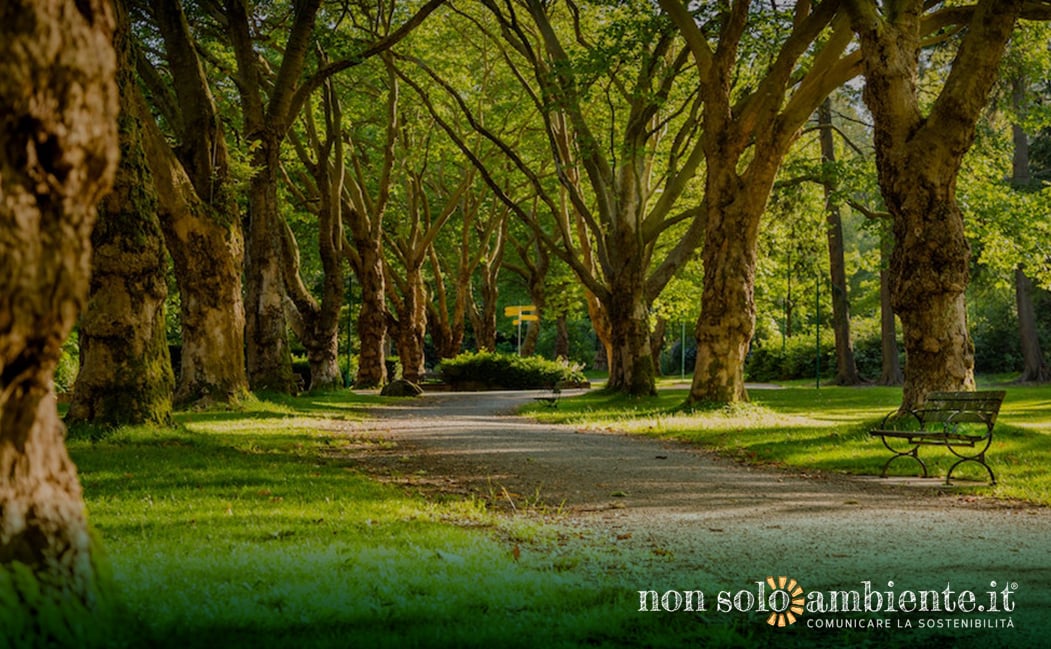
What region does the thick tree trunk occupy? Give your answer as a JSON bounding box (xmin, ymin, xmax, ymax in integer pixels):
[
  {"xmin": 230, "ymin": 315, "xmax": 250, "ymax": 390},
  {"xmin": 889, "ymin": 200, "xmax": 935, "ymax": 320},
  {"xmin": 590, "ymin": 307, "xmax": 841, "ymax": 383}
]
[
  {"xmin": 818, "ymin": 99, "xmax": 862, "ymax": 385},
  {"xmin": 245, "ymin": 153, "xmax": 297, "ymax": 393},
  {"xmin": 889, "ymin": 197, "xmax": 976, "ymax": 406},
  {"xmin": 878, "ymin": 232, "xmax": 904, "ymax": 385},
  {"xmin": 848, "ymin": 0, "xmax": 1019, "ymax": 409},
  {"xmin": 602, "ymin": 254, "xmax": 656, "ymax": 395},
  {"xmin": 69, "ymin": 7, "xmax": 174, "ymax": 427},
  {"xmin": 396, "ymin": 269, "xmax": 428, "ymax": 383},
  {"xmin": 0, "ymin": 0, "xmax": 118, "ymax": 616},
  {"xmin": 690, "ymin": 195, "xmax": 762, "ymax": 404},
  {"xmin": 354, "ymin": 240, "xmax": 388, "ymax": 387},
  {"xmin": 472, "ymin": 262, "xmax": 500, "ymax": 352},
  {"xmin": 1016, "ymin": 266, "xmax": 1051, "ymax": 382},
  {"xmin": 150, "ymin": 0, "xmax": 248, "ymax": 406}
]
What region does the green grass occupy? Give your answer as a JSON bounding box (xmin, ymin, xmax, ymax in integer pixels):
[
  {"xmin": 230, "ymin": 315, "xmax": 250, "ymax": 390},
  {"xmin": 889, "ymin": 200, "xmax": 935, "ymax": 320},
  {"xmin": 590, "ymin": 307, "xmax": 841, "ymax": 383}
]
[
  {"xmin": 523, "ymin": 381, "xmax": 1051, "ymax": 505},
  {"xmin": 66, "ymin": 391, "xmax": 745, "ymax": 649}
]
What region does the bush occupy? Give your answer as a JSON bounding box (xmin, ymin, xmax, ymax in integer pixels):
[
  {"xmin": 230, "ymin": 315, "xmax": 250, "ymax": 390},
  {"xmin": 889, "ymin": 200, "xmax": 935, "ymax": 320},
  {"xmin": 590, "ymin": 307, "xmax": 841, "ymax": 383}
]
[
  {"xmin": 745, "ymin": 332, "xmax": 836, "ymax": 382},
  {"xmin": 436, "ymin": 351, "xmax": 587, "ymax": 390}
]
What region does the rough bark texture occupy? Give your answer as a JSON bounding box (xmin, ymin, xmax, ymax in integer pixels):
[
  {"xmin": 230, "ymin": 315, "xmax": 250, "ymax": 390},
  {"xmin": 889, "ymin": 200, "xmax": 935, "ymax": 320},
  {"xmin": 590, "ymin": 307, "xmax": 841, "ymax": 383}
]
[
  {"xmin": 149, "ymin": 0, "xmax": 248, "ymax": 405},
  {"xmin": 395, "ymin": 269, "xmax": 428, "ymax": 383},
  {"xmin": 354, "ymin": 240, "xmax": 388, "ymax": 387},
  {"xmin": 691, "ymin": 197, "xmax": 760, "ymax": 403},
  {"xmin": 848, "ymin": 0, "xmax": 1021, "ymax": 408},
  {"xmin": 603, "ymin": 246, "xmax": 656, "ymax": 395},
  {"xmin": 226, "ymin": 0, "xmax": 323, "ymax": 394},
  {"xmin": 138, "ymin": 103, "xmax": 248, "ymax": 405},
  {"xmin": 0, "ymin": 0, "xmax": 118, "ymax": 616},
  {"xmin": 68, "ymin": 0, "xmax": 175, "ymax": 427},
  {"xmin": 819, "ymin": 99, "xmax": 862, "ymax": 385}
]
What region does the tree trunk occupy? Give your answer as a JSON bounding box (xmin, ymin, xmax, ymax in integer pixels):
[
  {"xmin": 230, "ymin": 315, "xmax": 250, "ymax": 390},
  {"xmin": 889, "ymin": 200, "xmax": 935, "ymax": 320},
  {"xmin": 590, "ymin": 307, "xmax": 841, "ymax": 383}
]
[
  {"xmin": 140, "ymin": 108, "xmax": 248, "ymax": 405},
  {"xmin": 68, "ymin": 6, "xmax": 174, "ymax": 427},
  {"xmin": 245, "ymin": 152, "xmax": 297, "ymax": 393},
  {"xmin": 396, "ymin": 268, "xmax": 428, "ymax": 383},
  {"xmin": 878, "ymin": 231, "xmax": 904, "ymax": 386},
  {"xmin": 603, "ymin": 249, "xmax": 656, "ymax": 396},
  {"xmin": 690, "ymin": 195, "xmax": 762, "ymax": 404},
  {"xmin": 1016, "ymin": 266, "xmax": 1051, "ymax": 382},
  {"xmin": 818, "ymin": 99, "xmax": 862, "ymax": 385},
  {"xmin": 149, "ymin": 0, "xmax": 248, "ymax": 406},
  {"xmin": 555, "ymin": 315, "xmax": 571, "ymax": 359},
  {"xmin": 1008, "ymin": 78, "xmax": 1049, "ymax": 383},
  {"xmin": 848, "ymin": 0, "xmax": 1020, "ymax": 409},
  {"xmin": 472, "ymin": 261, "xmax": 500, "ymax": 352},
  {"xmin": 69, "ymin": 138, "xmax": 173, "ymax": 421},
  {"xmin": 0, "ymin": 0, "xmax": 118, "ymax": 616},
  {"xmin": 354, "ymin": 238, "xmax": 388, "ymax": 387}
]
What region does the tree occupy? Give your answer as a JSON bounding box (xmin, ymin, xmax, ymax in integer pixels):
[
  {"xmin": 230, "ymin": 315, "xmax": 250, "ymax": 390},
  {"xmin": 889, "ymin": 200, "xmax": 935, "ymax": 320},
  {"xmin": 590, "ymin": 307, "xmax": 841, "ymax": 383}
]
[
  {"xmin": 404, "ymin": 0, "xmax": 712, "ymax": 395},
  {"xmin": 660, "ymin": 0, "xmax": 859, "ymax": 404},
  {"xmin": 843, "ymin": 0, "xmax": 1042, "ymax": 408},
  {"xmin": 283, "ymin": 72, "xmax": 350, "ymax": 391},
  {"xmin": 134, "ymin": 0, "xmax": 250, "ymax": 406},
  {"xmin": 0, "ymin": 0, "xmax": 118, "ymax": 621},
  {"xmin": 817, "ymin": 98, "xmax": 862, "ymax": 385},
  {"xmin": 68, "ymin": 0, "xmax": 175, "ymax": 427},
  {"xmin": 224, "ymin": 0, "xmax": 444, "ymax": 393}
]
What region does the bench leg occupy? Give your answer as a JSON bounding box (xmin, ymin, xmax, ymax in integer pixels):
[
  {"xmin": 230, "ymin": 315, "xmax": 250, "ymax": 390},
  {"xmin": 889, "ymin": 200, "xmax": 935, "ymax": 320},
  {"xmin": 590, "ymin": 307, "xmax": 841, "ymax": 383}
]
[
  {"xmin": 880, "ymin": 446, "xmax": 928, "ymax": 480},
  {"xmin": 946, "ymin": 456, "xmax": 996, "ymax": 486}
]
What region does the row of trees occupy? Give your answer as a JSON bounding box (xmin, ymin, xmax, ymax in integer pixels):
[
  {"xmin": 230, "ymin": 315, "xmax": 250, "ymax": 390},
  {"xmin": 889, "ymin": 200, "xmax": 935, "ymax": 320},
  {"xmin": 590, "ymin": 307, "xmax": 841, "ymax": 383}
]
[
  {"xmin": 3, "ymin": 0, "xmax": 1051, "ymax": 622},
  {"xmin": 70, "ymin": 0, "xmax": 1051, "ymax": 422}
]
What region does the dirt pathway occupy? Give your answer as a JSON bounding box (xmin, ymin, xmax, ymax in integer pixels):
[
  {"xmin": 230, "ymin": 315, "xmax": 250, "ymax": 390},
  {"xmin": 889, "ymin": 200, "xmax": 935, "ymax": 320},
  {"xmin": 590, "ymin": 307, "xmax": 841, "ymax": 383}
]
[{"xmin": 343, "ymin": 389, "xmax": 1050, "ymax": 632}]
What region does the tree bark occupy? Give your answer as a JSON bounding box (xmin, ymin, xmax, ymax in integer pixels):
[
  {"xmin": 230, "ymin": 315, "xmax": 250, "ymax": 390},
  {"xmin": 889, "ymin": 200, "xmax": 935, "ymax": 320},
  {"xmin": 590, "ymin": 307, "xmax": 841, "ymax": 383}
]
[
  {"xmin": 1016, "ymin": 267, "xmax": 1051, "ymax": 382},
  {"xmin": 818, "ymin": 99, "xmax": 862, "ymax": 385},
  {"xmin": 244, "ymin": 154, "xmax": 298, "ymax": 392},
  {"xmin": 878, "ymin": 229, "xmax": 904, "ymax": 385},
  {"xmin": 395, "ymin": 268, "xmax": 428, "ymax": 383},
  {"xmin": 0, "ymin": 0, "xmax": 118, "ymax": 614},
  {"xmin": 691, "ymin": 199, "xmax": 760, "ymax": 403},
  {"xmin": 148, "ymin": 0, "xmax": 248, "ymax": 406},
  {"xmin": 1009, "ymin": 76, "xmax": 1050, "ymax": 383},
  {"xmin": 555, "ymin": 315, "xmax": 571, "ymax": 360},
  {"xmin": 353, "ymin": 236, "xmax": 389, "ymax": 387},
  {"xmin": 68, "ymin": 0, "xmax": 175, "ymax": 427},
  {"xmin": 847, "ymin": 0, "xmax": 1020, "ymax": 408}
]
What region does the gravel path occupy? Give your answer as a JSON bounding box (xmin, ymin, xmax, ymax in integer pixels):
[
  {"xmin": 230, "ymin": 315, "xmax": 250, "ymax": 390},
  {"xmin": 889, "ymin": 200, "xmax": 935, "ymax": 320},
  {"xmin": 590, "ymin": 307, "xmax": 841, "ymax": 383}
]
[{"xmin": 344, "ymin": 389, "xmax": 1051, "ymax": 635}]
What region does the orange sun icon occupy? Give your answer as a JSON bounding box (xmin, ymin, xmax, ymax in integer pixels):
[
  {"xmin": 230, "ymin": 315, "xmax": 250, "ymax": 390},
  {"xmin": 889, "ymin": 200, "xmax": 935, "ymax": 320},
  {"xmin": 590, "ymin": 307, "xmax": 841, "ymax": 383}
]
[{"xmin": 765, "ymin": 576, "xmax": 805, "ymax": 627}]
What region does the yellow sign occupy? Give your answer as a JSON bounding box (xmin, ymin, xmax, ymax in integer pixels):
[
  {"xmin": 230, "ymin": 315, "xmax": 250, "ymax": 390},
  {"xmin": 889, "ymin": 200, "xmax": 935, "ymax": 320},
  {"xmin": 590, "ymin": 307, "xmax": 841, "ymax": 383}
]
[{"xmin": 504, "ymin": 305, "xmax": 537, "ymax": 317}]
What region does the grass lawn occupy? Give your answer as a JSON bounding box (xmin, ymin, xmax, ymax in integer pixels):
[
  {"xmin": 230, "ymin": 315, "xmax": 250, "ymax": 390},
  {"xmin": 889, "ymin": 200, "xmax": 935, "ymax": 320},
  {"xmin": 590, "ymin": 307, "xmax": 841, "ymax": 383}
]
[
  {"xmin": 64, "ymin": 392, "xmax": 744, "ymax": 649},
  {"xmin": 523, "ymin": 379, "xmax": 1051, "ymax": 505}
]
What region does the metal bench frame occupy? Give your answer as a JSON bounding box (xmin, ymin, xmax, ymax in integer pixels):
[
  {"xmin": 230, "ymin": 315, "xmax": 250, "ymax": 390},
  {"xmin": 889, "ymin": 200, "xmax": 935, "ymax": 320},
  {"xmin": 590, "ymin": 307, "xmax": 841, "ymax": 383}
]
[{"xmin": 869, "ymin": 390, "xmax": 1005, "ymax": 485}]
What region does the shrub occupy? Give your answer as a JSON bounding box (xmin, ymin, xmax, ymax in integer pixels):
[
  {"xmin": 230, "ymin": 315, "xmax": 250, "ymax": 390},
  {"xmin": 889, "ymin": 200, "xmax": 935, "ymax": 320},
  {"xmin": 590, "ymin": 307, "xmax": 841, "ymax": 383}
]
[
  {"xmin": 745, "ymin": 332, "xmax": 836, "ymax": 382},
  {"xmin": 436, "ymin": 351, "xmax": 587, "ymax": 390}
]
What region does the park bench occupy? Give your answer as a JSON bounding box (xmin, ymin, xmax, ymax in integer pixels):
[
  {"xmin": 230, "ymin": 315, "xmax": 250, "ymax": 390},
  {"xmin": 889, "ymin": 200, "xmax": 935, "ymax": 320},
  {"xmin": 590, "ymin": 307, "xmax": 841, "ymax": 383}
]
[
  {"xmin": 533, "ymin": 383, "xmax": 562, "ymax": 408},
  {"xmin": 869, "ymin": 390, "xmax": 1005, "ymax": 485}
]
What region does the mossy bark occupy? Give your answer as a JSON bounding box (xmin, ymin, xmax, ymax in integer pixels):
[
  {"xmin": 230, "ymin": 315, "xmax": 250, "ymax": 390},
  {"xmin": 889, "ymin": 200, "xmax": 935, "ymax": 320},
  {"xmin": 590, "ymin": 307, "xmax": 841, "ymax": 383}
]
[
  {"xmin": 354, "ymin": 241, "xmax": 388, "ymax": 388},
  {"xmin": 0, "ymin": 0, "xmax": 119, "ymax": 618},
  {"xmin": 68, "ymin": 0, "xmax": 174, "ymax": 427},
  {"xmin": 148, "ymin": 0, "xmax": 249, "ymax": 406}
]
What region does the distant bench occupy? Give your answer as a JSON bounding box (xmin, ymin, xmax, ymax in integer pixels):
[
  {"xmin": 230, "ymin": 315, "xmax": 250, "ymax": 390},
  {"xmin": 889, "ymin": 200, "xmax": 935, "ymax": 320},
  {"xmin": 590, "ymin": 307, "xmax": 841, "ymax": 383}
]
[{"xmin": 869, "ymin": 390, "xmax": 1005, "ymax": 485}]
